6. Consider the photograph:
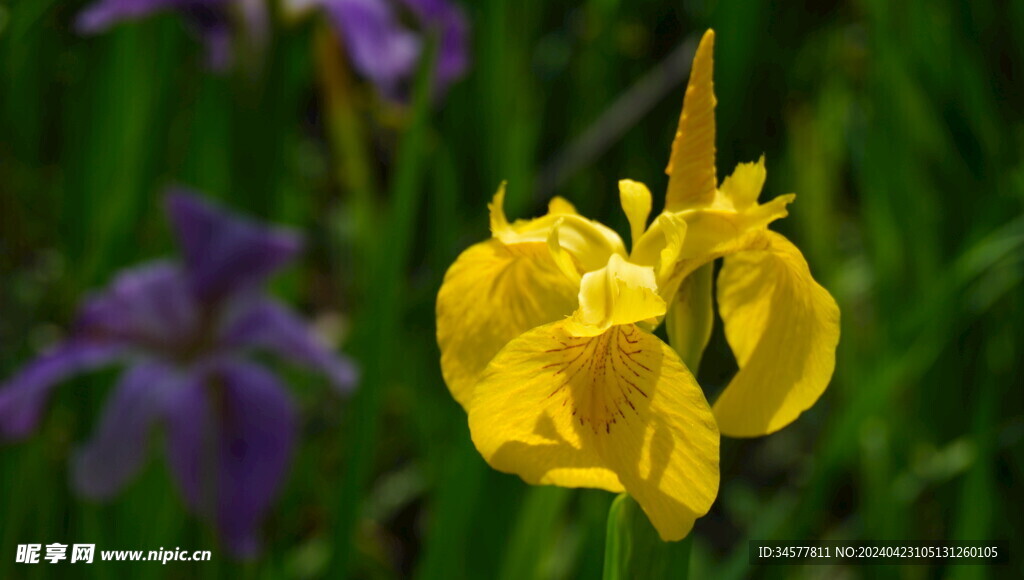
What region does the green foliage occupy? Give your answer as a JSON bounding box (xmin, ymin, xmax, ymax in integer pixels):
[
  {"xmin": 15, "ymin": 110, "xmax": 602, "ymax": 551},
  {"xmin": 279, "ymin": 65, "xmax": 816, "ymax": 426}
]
[{"xmin": 1, "ymin": 0, "xmax": 1021, "ymax": 578}]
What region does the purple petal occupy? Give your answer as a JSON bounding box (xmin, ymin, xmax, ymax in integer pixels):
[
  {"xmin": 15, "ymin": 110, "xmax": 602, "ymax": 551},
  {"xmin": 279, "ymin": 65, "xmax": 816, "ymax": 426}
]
[
  {"xmin": 71, "ymin": 361, "xmax": 183, "ymax": 498},
  {"xmin": 324, "ymin": 0, "xmax": 421, "ymax": 95},
  {"xmin": 222, "ymin": 299, "xmax": 358, "ymax": 394},
  {"xmin": 398, "ymin": 0, "xmax": 469, "ymax": 95},
  {"xmin": 75, "ymin": 0, "xmax": 187, "ymax": 33},
  {"xmin": 75, "ymin": 261, "xmax": 199, "ymax": 348},
  {"xmin": 165, "ymin": 189, "xmax": 303, "ymax": 302},
  {"xmin": 163, "ymin": 360, "xmax": 297, "ymax": 557},
  {"xmin": 180, "ymin": 4, "xmax": 236, "ymax": 70},
  {"xmin": 0, "ymin": 342, "xmax": 123, "ymax": 439}
]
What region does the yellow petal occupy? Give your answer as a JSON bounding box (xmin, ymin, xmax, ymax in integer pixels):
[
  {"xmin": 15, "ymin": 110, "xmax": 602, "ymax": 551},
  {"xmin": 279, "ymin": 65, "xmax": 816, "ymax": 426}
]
[
  {"xmin": 568, "ymin": 254, "xmax": 666, "ymax": 336},
  {"xmin": 489, "ymin": 185, "xmax": 627, "ymax": 273},
  {"xmin": 619, "ymin": 179, "xmax": 653, "ymax": 248},
  {"xmin": 644, "ymin": 160, "xmax": 794, "ymax": 304},
  {"xmin": 676, "ymin": 159, "xmax": 793, "ymax": 264},
  {"xmin": 713, "ymin": 231, "xmax": 840, "ymax": 436},
  {"xmin": 467, "ymin": 321, "xmax": 626, "ymax": 492},
  {"xmin": 548, "ymin": 196, "xmax": 579, "ymax": 215},
  {"xmin": 630, "ymin": 211, "xmax": 688, "ymax": 304},
  {"xmin": 665, "ymin": 29, "xmax": 718, "ymax": 212},
  {"xmin": 589, "ymin": 325, "xmax": 719, "ymax": 540},
  {"xmin": 437, "ymin": 239, "xmax": 580, "ymax": 408},
  {"xmin": 468, "ymin": 319, "xmax": 720, "ymax": 538},
  {"xmin": 547, "ymin": 218, "xmax": 583, "ymax": 286},
  {"xmin": 716, "ymin": 155, "xmax": 766, "ymax": 212}
]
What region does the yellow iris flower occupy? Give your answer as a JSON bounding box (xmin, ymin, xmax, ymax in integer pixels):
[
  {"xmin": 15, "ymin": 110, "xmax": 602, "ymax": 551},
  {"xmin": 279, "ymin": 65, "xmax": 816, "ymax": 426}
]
[{"xmin": 436, "ymin": 29, "xmax": 840, "ymax": 541}]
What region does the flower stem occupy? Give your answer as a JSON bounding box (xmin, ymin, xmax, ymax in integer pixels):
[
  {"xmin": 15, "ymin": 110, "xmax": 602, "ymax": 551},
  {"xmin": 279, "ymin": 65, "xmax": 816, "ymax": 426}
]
[{"xmin": 602, "ymin": 493, "xmax": 693, "ymax": 580}]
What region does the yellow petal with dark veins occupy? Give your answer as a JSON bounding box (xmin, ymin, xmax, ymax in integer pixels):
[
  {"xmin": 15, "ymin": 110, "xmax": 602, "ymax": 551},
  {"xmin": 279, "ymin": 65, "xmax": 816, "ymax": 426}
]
[{"xmin": 468, "ymin": 320, "xmax": 719, "ymax": 541}]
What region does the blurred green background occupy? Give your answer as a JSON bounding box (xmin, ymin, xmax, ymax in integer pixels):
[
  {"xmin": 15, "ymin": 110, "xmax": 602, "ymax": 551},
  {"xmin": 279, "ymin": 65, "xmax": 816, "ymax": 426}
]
[{"xmin": 1, "ymin": 0, "xmax": 1022, "ymax": 578}]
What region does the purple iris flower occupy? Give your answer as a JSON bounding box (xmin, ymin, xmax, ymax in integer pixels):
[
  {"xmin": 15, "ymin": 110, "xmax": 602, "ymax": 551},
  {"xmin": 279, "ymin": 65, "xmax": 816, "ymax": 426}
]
[
  {"xmin": 316, "ymin": 0, "xmax": 469, "ymax": 98},
  {"xmin": 75, "ymin": 0, "xmax": 470, "ymax": 99},
  {"xmin": 0, "ymin": 190, "xmax": 357, "ymax": 557}
]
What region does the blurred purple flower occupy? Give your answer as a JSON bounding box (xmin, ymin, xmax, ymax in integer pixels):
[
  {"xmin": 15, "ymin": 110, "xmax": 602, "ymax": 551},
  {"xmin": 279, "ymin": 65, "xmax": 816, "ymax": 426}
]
[
  {"xmin": 315, "ymin": 0, "xmax": 469, "ymax": 98},
  {"xmin": 74, "ymin": 0, "xmax": 470, "ymax": 98},
  {"xmin": 0, "ymin": 190, "xmax": 357, "ymax": 557},
  {"xmin": 75, "ymin": 0, "xmax": 249, "ymax": 70}
]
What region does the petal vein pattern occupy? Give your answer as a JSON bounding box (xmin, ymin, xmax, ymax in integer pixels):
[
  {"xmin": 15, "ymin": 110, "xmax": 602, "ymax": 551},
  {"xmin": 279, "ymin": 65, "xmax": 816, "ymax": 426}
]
[
  {"xmin": 468, "ymin": 320, "xmax": 718, "ymax": 540},
  {"xmin": 437, "ymin": 239, "xmax": 580, "ymax": 407}
]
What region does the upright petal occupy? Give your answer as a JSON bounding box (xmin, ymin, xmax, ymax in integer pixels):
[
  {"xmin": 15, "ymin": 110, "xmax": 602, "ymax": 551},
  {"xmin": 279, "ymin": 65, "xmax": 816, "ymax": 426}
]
[
  {"xmin": 165, "ymin": 190, "xmax": 302, "ymax": 302},
  {"xmin": 222, "ymin": 299, "xmax": 358, "ymax": 394},
  {"xmin": 619, "ymin": 180, "xmax": 653, "ymax": 249},
  {"xmin": 436, "ymin": 239, "xmax": 580, "ymax": 407},
  {"xmin": 0, "ymin": 342, "xmax": 123, "ymax": 439},
  {"xmin": 713, "ymin": 232, "xmax": 840, "ymax": 436},
  {"xmin": 72, "ymin": 361, "xmax": 184, "ymax": 498},
  {"xmin": 665, "ymin": 30, "xmax": 717, "ymax": 212},
  {"xmin": 489, "ymin": 185, "xmax": 626, "ymax": 273},
  {"xmin": 75, "ymin": 261, "xmax": 199, "ymax": 348},
  {"xmin": 641, "ymin": 160, "xmax": 794, "ymax": 307},
  {"xmin": 324, "ymin": 0, "xmax": 421, "ymax": 96},
  {"xmin": 163, "ymin": 360, "xmax": 297, "ymax": 557},
  {"xmin": 568, "ymin": 254, "xmax": 666, "ymax": 337}
]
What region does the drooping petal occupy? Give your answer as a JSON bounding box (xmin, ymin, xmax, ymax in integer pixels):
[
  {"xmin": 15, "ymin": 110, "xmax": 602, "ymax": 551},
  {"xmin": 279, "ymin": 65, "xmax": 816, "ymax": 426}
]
[
  {"xmin": 163, "ymin": 360, "xmax": 297, "ymax": 557},
  {"xmin": 586, "ymin": 329, "xmax": 719, "ymax": 541},
  {"xmin": 222, "ymin": 299, "xmax": 358, "ymax": 394},
  {"xmin": 468, "ymin": 320, "xmax": 719, "ymax": 540},
  {"xmin": 713, "ymin": 231, "xmax": 840, "ymax": 437},
  {"xmin": 324, "ymin": 0, "xmax": 422, "ymax": 96},
  {"xmin": 165, "ymin": 189, "xmax": 302, "ymax": 302},
  {"xmin": 72, "ymin": 361, "xmax": 184, "ymax": 498},
  {"xmin": 467, "ymin": 321, "xmax": 625, "ymax": 493},
  {"xmin": 665, "ymin": 29, "xmax": 717, "ymax": 212},
  {"xmin": 436, "ymin": 238, "xmax": 580, "ymax": 408},
  {"xmin": 75, "ymin": 261, "xmax": 198, "ymax": 348},
  {"xmin": 0, "ymin": 342, "xmax": 123, "ymax": 439}
]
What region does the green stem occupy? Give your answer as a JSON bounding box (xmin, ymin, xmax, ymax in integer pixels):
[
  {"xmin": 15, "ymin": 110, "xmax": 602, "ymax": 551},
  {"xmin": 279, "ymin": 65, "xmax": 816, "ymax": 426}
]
[
  {"xmin": 327, "ymin": 38, "xmax": 437, "ymax": 578},
  {"xmin": 666, "ymin": 263, "xmax": 715, "ymax": 374},
  {"xmin": 603, "ymin": 494, "xmax": 693, "ymax": 580}
]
